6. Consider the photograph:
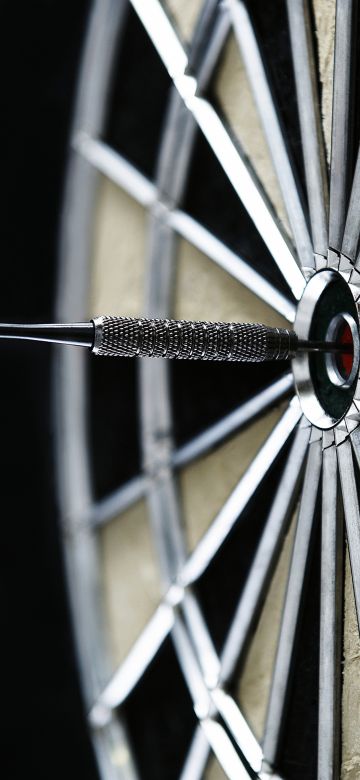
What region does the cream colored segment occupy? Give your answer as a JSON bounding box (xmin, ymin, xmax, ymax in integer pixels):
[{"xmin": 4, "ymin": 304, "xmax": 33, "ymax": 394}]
[
  {"xmin": 312, "ymin": 0, "xmax": 335, "ymax": 163},
  {"xmin": 179, "ymin": 405, "xmax": 286, "ymax": 552},
  {"xmin": 237, "ymin": 510, "xmax": 297, "ymax": 741},
  {"xmin": 100, "ymin": 500, "xmax": 161, "ymax": 668},
  {"xmin": 174, "ymin": 238, "xmax": 288, "ymax": 328},
  {"xmin": 205, "ymin": 756, "xmax": 228, "ymax": 780},
  {"xmin": 164, "ymin": 0, "xmax": 202, "ymax": 41},
  {"xmin": 215, "ymin": 33, "xmax": 289, "ymax": 234},
  {"xmin": 90, "ymin": 175, "xmax": 146, "ymax": 317},
  {"xmin": 342, "ymin": 549, "xmax": 360, "ymax": 780}
]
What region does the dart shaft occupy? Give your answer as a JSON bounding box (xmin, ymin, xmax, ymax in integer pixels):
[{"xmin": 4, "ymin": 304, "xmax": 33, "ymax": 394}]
[
  {"xmin": 0, "ymin": 322, "xmax": 94, "ymax": 347},
  {"xmin": 0, "ymin": 317, "xmax": 353, "ymax": 361}
]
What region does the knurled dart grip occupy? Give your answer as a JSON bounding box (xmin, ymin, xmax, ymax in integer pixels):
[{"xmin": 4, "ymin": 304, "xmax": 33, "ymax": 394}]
[{"xmin": 92, "ymin": 316, "xmax": 297, "ymax": 362}]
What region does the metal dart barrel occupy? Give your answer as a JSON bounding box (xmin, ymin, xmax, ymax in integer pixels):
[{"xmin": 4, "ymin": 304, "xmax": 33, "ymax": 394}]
[
  {"xmin": 0, "ymin": 316, "xmax": 353, "ymax": 361},
  {"xmin": 92, "ymin": 316, "xmax": 296, "ymax": 361}
]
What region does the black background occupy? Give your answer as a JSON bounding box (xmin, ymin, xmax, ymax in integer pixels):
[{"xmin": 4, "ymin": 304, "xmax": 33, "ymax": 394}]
[{"xmin": 0, "ymin": 2, "xmax": 98, "ymax": 777}]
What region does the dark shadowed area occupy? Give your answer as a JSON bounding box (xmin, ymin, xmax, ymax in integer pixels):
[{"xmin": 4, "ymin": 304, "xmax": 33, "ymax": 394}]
[{"xmin": 0, "ymin": 2, "xmax": 99, "ymax": 778}]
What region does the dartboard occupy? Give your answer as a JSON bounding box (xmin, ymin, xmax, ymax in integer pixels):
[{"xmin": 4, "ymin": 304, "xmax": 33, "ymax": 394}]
[{"xmin": 56, "ymin": 1, "xmax": 360, "ymax": 778}]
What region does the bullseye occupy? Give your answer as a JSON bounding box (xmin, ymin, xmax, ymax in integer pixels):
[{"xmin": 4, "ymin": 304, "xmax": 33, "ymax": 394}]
[{"xmin": 335, "ymin": 320, "xmax": 354, "ymax": 381}]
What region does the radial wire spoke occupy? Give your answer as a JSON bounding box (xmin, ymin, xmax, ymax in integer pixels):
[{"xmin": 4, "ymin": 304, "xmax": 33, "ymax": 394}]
[
  {"xmin": 262, "ymin": 434, "xmax": 322, "ymax": 767},
  {"xmin": 180, "ymin": 397, "xmax": 302, "ymax": 586},
  {"xmin": 156, "ymin": 9, "xmax": 231, "ymax": 202},
  {"xmin": 329, "ymin": 0, "xmax": 357, "ymax": 253},
  {"xmin": 129, "ymin": 0, "xmax": 306, "ymax": 300},
  {"xmin": 318, "ymin": 444, "xmax": 343, "ymax": 780},
  {"xmin": 286, "ymin": 0, "xmax": 328, "ymax": 259},
  {"xmin": 220, "ymin": 420, "xmax": 311, "ymax": 683},
  {"xmin": 186, "ymin": 89, "xmax": 305, "ymax": 300},
  {"xmin": 229, "ymin": 0, "xmax": 313, "ymax": 269},
  {"xmin": 342, "ymin": 144, "xmax": 360, "ymax": 263},
  {"xmin": 338, "ymin": 433, "xmax": 360, "ymax": 629}
]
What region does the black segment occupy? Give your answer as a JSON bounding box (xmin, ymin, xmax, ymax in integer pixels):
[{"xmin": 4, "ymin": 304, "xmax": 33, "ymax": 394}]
[
  {"xmin": 195, "ymin": 436, "xmax": 292, "ymax": 653},
  {"xmin": 245, "ymin": 0, "xmax": 309, "ymax": 202},
  {"xmin": 181, "ymin": 129, "xmax": 296, "ymax": 299},
  {"xmin": 171, "ymin": 359, "xmax": 290, "ymax": 446},
  {"xmin": 103, "ymin": 7, "xmax": 172, "ymax": 179},
  {"xmin": 122, "ymin": 637, "xmax": 196, "ymax": 780},
  {"xmin": 277, "ymin": 498, "xmax": 321, "ymax": 780},
  {"xmin": 343, "ymin": 0, "xmax": 360, "ymax": 217},
  {"xmin": 89, "ymin": 357, "xmax": 140, "ymax": 499}
]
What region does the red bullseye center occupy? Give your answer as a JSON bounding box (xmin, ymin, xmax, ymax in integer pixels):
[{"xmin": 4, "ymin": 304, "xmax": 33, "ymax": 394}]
[{"xmin": 335, "ymin": 321, "xmax": 354, "ymax": 380}]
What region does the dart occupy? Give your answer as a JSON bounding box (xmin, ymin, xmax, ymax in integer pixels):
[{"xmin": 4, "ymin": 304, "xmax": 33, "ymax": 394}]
[{"xmin": 0, "ymin": 316, "xmax": 353, "ymax": 361}]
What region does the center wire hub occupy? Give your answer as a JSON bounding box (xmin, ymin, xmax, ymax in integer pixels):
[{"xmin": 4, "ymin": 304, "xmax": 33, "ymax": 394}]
[{"xmin": 292, "ymin": 269, "xmax": 360, "ymax": 429}]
